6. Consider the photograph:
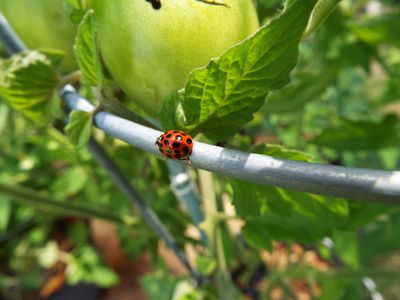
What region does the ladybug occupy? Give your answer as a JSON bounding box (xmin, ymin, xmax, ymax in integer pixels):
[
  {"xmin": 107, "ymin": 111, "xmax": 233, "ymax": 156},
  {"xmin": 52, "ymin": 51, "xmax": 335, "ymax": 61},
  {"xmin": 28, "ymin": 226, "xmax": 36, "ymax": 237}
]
[{"xmin": 155, "ymin": 130, "xmax": 193, "ymax": 161}]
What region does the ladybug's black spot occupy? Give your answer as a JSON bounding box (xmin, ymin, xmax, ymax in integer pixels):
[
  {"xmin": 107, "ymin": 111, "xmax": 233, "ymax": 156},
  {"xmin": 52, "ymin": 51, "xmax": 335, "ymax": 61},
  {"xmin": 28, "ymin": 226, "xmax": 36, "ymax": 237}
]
[
  {"xmin": 167, "ymin": 154, "xmax": 172, "ymax": 158},
  {"xmin": 173, "ymin": 130, "xmax": 179, "ymax": 133},
  {"xmin": 174, "ymin": 150, "xmax": 181, "ymax": 154},
  {"xmin": 183, "ymin": 146, "xmax": 189, "ymax": 154},
  {"xmin": 164, "ymin": 140, "xmax": 169, "ymax": 145},
  {"xmin": 175, "ymin": 135, "xmax": 182, "ymax": 141},
  {"xmin": 172, "ymin": 142, "xmax": 180, "ymax": 148},
  {"xmin": 186, "ymin": 138, "xmax": 192, "ymax": 144},
  {"xmin": 181, "ymin": 132, "xmax": 187, "ymax": 136},
  {"xmin": 165, "ymin": 134, "xmax": 172, "ymax": 138}
]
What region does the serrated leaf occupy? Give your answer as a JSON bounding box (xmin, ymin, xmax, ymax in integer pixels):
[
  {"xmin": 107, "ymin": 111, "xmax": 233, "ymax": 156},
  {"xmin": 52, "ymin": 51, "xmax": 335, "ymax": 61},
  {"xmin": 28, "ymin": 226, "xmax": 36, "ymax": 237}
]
[
  {"xmin": 311, "ymin": 114, "xmax": 400, "ymax": 151},
  {"xmin": 253, "ymin": 144, "xmax": 314, "ymax": 162},
  {"xmin": 74, "ymin": 10, "xmax": 103, "ymax": 86},
  {"xmin": 230, "ymin": 144, "xmax": 349, "ymax": 248},
  {"xmin": 243, "ymin": 187, "xmax": 348, "ymax": 246},
  {"xmin": 180, "ymin": 0, "xmax": 317, "ymax": 140},
  {"xmin": 65, "ymin": 110, "xmax": 93, "ymax": 148},
  {"xmin": 0, "ymin": 50, "xmax": 63, "ymax": 125}
]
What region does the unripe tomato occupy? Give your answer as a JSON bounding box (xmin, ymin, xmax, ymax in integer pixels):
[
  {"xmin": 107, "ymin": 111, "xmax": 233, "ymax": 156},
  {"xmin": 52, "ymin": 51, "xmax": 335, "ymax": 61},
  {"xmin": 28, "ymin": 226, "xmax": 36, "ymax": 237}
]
[
  {"xmin": 91, "ymin": 0, "xmax": 259, "ymax": 118},
  {"xmin": 0, "ymin": 0, "xmax": 77, "ymax": 71}
]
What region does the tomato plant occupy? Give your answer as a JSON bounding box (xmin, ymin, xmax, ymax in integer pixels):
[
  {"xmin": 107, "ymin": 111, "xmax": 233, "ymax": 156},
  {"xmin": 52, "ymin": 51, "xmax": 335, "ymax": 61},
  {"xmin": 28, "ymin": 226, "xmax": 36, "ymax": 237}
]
[{"xmin": 1, "ymin": 0, "xmax": 400, "ymax": 299}]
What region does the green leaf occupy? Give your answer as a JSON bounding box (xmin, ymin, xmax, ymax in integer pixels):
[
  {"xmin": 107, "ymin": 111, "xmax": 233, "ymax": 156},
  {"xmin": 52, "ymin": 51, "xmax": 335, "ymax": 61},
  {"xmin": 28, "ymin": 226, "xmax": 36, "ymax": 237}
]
[
  {"xmin": 264, "ymin": 67, "xmax": 338, "ymax": 114},
  {"xmin": 350, "ymin": 10, "xmax": 400, "ymax": 48},
  {"xmin": 195, "ymin": 255, "xmax": 217, "ymax": 276},
  {"xmin": 140, "ymin": 271, "xmax": 177, "ymax": 300},
  {"xmin": 311, "ymin": 114, "xmax": 400, "ymax": 151},
  {"xmin": 0, "ymin": 50, "xmax": 63, "ymax": 125},
  {"xmin": 332, "ymin": 230, "xmax": 359, "ymax": 268},
  {"xmin": 241, "ymin": 222, "xmax": 272, "ymax": 251},
  {"xmin": 0, "ymin": 103, "xmax": 10, "ymax": 134},
  {"xmin": 160, "ymin": 92, "xmax": 181, "ymax": 130},
  {"xmin": 88, "ymin": 265, "xmax": 119, "ymax": 287},
  {"xmin": 180, "ymin": 0, "xmax": 317, "ymax": 140},
  {"xmin": 253, "ymin": 144, "xmax": 314, "ymax": 162},
  {"xmin": 304, "ymin": 0, "xmax": 342, "ymax": 37},
  {"xmin": 74, "ymin": 10, "xmax": 103, "ymax": 86},
  {"xmin": 50, "ymin": 166, "xmax": 90, "ymax": 198},
  {"xmin": 0, "ymin": 196, "xmax": 12, "ymax": 232},
  {"xmin": 65, "ymin": 110, "xmax": 93, "ymax": 148},
  {"xmin": 231, "ymin": 179, "xmax": 263, "ymax": 219},
  {"xmin": 231, "ymin": 144, "xmax": 349, "ymax": 248},
  {"xmin": 359, "ymin": 212, "xmax": 400, "ymax": 263}
]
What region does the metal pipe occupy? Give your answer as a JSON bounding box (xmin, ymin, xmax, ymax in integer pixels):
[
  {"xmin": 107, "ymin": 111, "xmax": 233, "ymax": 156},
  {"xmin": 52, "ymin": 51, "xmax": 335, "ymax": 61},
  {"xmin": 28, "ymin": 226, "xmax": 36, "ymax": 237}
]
[{"xmin": 61, "ymin": 85, "xmax": 400, "ymax": 204}]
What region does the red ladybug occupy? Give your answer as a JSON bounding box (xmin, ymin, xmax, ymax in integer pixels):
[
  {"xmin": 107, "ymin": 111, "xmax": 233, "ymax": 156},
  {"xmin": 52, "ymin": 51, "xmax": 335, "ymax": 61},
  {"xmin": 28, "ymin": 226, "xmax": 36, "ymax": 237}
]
[{"xmin": 155, "ymin": 130, "xmax": 193, "ymax": 161}]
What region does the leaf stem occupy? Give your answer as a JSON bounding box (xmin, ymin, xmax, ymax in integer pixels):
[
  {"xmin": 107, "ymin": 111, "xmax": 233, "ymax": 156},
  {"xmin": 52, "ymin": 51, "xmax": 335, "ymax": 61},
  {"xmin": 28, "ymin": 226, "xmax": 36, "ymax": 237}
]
[
  {"xmin": 0, "ymin": 182, "xmax": 136, "ymax": 225},
  {"xmin": 198, "ymin": 169, "xmax": 239, "ymax": 299}
]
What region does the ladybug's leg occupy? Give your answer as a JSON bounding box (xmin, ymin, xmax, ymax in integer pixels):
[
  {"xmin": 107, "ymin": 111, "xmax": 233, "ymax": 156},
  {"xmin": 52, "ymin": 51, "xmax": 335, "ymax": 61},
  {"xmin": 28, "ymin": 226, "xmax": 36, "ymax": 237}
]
[
  {"xmin": 178, "ymin": 157, "xmax": 192, "ymax": 165},
  {"xmin": 195, "ymin": 0, "xmax": 228, "ymax": 7}
]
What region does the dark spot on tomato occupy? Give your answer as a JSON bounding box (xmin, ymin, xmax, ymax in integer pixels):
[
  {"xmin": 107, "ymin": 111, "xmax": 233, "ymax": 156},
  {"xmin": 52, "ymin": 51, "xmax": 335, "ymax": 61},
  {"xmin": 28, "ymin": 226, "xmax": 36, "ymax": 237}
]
[
  {"xmin": 145, "ymin": 0, "xmax": 161, "ymax": 10},
  {"xmin": 175, "ymin": 135, "xmax": 182, "ymax": 141},
  {"xmin": 172, "ymin": 142, "xmax": 180, "ymax": 148},
  {"xmin": 183, "ymin": 146, "xmax": 189, "ymax": 154},
  {"xmin": 186, "ymin": 138, "xmax": 192, "ymax": 144}
]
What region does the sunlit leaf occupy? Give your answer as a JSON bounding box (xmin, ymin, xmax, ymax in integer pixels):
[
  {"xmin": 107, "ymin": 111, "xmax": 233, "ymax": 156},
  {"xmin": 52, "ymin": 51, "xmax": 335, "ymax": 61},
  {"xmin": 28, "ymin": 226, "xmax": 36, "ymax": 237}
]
[
  {"xmin": 65, "ymin": 110, "xmax": 93, "ymax": 149},
  {"xmin": 74, "ymin": 10, "xmax": 103, "ymax": 86},
  {"xmin": 0, "ymin": 50, "xmax": 63, "ymax": 125},
  {"xmin": 180, "ymin": 0, "xmax": 318, "ymax": 140}
]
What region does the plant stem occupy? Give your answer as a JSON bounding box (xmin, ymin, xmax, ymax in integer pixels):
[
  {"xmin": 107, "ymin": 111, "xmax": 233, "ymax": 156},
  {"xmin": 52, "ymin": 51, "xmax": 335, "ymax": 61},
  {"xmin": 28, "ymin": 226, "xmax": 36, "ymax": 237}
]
[
  {"xmin": 0, "ymin": 182, "xmax": 136, "ymax": 225},
  {"xmin": 198, "ymin": 169, "xmax": 239, "ymax": 299}
]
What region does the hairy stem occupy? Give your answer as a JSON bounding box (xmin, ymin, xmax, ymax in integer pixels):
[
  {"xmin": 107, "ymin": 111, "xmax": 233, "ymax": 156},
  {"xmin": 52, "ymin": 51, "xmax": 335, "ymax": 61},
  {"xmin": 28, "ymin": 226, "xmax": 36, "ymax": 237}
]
[{"xmin": 199, "ymin": 169, "xmax": 239, "ymax": 299}]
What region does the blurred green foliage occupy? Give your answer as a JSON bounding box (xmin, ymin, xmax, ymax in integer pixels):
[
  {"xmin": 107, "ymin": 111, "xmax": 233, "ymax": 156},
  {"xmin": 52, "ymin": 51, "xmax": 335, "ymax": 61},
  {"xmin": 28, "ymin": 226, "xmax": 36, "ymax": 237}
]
[{"xmin": 0, "ymin": 0, "xmax": 400, "ymax": 299}]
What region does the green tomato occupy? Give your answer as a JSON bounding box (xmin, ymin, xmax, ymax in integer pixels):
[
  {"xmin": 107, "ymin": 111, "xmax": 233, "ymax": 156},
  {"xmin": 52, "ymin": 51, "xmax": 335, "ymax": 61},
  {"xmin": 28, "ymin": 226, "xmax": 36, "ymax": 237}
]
[
  {"xmin": 0, "ymin": 0, "xmax": 77, "ymax": 71},
  {"xmin": 91, "ymin": 0, "xmax": 259, "ymax": 118}
]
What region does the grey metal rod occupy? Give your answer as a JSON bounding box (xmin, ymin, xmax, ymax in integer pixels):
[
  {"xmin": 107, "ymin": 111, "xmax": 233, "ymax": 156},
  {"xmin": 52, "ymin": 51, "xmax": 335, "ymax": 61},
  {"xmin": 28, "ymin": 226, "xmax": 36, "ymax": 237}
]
[
  {"xmin": 61, "ymin": 85, "xmax": 400, "ymax": 205},
  {"xmin": 86, "ymin": 139, "xmax": 202, "ymax": 282},
  {"xmin": 0, "ymin": 13, "xmax": 25, "ymax": 55}
]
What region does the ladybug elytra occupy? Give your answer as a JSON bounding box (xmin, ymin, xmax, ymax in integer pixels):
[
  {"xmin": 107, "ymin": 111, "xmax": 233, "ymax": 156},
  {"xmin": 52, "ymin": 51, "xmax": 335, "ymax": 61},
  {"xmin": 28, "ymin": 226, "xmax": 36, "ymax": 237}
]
[{"xmin": 155, "ymin": 130, "xmax": 193, "ymax": 161}]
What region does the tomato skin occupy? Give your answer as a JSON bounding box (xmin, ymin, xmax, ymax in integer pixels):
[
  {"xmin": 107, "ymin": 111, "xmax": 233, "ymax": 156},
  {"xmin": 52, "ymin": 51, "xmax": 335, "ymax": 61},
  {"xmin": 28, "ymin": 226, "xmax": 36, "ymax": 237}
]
[{"xmin": 91, "ymin": 0, "xmax": 259, "ymax": 118}]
